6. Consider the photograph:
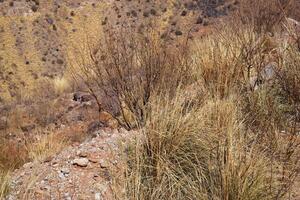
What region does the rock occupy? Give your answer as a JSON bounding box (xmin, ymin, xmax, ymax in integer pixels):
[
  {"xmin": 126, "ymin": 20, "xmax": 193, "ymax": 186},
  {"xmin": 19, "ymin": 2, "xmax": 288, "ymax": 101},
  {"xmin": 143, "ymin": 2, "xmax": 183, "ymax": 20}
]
[
  {"xmin": 175, "ymin": 30, "xmax": 183, "ymax": 36},
  {"xmin": 99, "ymin": 159, "xmax": 109, "ymax": 168},
  {"xmin": 31, "ymin": 5, "xmax": 38, "ymax": 12},
  {"xmin": 73, "ymin": 92, "xmax": 93, "ymax": 103},
  {"xmin": 150, "ymin": 8, "xmax": 157, "ymax": 16},
  {"xmin": 72, "ymin": 158, "xmax": 89, "ymax": 167},
  {"xmin": 21, "ymin": 124, "xmax": 36, "ymax": 132},
  {"xmin": 46, "ymin": 17, "xmax": 54, "ymax": 25},
  {"xmin": 95, "ymin": 193, "xmax": 102, "ymax": 200},
  {"xmin": 64, "ymin": 193, "xmax": 71, "ymax": 200},
  {"xmin": 249, "ymin": 62, "xmax": 276, "ymax": 90},
  {"xmin": 61, "ymin": 168, "xmax": 70, "ymax": 175},
  {"xmin": 58, "ymin": 172, "xmax": 65, "ymax": 179},
  {"xmin": 261, "ymin": 62, "xmax": 276, "ymax": 81},
  {"xmin": 185, "ymin": 2, "xmax": 197, "ymax": 10}
]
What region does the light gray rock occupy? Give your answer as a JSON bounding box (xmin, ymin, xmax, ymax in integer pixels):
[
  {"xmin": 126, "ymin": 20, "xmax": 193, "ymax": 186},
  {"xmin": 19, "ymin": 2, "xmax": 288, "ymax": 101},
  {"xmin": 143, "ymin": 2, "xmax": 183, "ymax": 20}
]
[
  {"xmin": 261, "ymin": 62, "xmax": 276, "ymax": 81},
  {"xmin": 249, "ymin": 62, "xmax": 276, "ymax": 90},
  {"xmin": 95, "ymin": 193, "xmax": 102, "ymax": 200},
  {"xmin": 72, "ymin": 158, "xmax": 89, "ymax": 167},
  {"xmin": 61, "ymin": 168, "xmax": 70, "ymax": 175}
]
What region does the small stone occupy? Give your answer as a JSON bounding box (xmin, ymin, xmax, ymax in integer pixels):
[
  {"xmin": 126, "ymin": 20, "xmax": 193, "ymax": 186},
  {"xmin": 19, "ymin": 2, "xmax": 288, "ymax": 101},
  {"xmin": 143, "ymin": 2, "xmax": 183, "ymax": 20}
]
[
  {"xmin": 99, "ymin": 159, "xmax": 109, "ymax": 168},
  {"xmin": 175, "ymin": 30, "xmax": 183, "ymax": 36},
  {"xmin": 58, "ymin": 172, "xmax": 65, "ymax": 179},
  {"xmin": 95, "ymin": 193, "xmax": 102, "ymax": 200},
  {"xmin": 64, "ymin": 193, "xmax": 71, "ymax": 200},
  {"xmin": 72, "ymin": 158, "xmax": 89, "ymax": 167},
  {"xmin": 61, "ymin": 168, "xmax": 70, "ymax": 174}
]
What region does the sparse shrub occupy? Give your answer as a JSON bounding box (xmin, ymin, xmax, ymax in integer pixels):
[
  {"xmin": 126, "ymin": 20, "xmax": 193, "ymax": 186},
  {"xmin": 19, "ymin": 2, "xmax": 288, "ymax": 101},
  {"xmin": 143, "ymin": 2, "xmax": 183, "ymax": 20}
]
[{"xmin": 72, "ymin": 30, "xmax": 193, "ymax": 129}]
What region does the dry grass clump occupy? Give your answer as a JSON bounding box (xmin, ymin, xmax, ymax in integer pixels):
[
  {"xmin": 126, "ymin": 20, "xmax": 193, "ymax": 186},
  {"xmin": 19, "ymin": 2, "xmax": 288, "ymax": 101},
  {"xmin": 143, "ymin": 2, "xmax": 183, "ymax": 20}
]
[
  {"xmin": 53, "ymin": 76, "xmax": 72, "ymax": 95},
  {"xmin": 115, "ymin": 91, "xmax": 299, "ymax": 200},
  {"xmin": 0, "ymin": 170, "xmax": 10, "ymax": 200}
]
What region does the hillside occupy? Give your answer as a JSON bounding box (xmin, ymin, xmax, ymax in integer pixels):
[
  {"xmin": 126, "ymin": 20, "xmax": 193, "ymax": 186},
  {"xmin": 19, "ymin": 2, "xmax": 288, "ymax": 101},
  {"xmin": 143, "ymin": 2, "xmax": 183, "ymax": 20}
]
[
  {"xmin": 1, "ymin": 0, "xmax": 300, "ymax": 200},
  {"xmin": 0, "ymin": 0, "xmax": 237, "ymax": 102}
]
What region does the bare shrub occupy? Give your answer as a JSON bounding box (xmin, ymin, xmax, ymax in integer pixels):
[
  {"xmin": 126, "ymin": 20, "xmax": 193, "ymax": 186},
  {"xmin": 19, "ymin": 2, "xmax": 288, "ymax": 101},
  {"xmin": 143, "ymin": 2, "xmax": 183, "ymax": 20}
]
[{"xmin": 72, "ymin": 30, "xmax": 193, "ymax": 129}]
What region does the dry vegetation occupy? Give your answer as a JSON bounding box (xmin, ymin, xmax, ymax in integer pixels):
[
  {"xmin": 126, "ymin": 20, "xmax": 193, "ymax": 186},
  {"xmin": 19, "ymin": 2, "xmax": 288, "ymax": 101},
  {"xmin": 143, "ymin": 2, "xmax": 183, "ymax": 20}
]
[
  {"xmin": 70, "ymin": 0, "xmax": 300, "ymax": 199},
  {"xmin": 1, "ymin": 0, "xmax": 300, "ymax": 199}
]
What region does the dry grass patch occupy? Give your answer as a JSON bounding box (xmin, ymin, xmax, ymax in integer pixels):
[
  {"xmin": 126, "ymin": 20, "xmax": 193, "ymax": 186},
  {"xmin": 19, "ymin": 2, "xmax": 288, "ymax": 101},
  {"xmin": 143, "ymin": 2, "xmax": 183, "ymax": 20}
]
[
  {"xmin": 0, "ymin": 170, "xmax": 10, "ymax": 200},
  {"xmin": 27, "ymin": 132, "xmax": 68, "ymax": 162},
  {"xmin": 114, "ymin": 92, "xmax": 299, "ymax": 200}
]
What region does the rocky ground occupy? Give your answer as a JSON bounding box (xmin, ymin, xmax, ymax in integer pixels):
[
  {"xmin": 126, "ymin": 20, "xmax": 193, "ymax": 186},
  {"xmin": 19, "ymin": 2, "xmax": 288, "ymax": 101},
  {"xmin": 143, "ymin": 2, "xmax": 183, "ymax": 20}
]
[{"xmin": 6, "ymin": 127, "xmax": 135, "ymax": 200}]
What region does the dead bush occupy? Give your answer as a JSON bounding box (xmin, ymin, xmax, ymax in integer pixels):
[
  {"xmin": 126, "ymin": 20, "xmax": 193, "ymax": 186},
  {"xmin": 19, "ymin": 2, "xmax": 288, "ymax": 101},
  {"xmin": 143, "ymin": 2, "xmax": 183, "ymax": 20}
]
[{"xmin": 72, "ymin": 30, "xmax": 193, "ymax": 129}]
